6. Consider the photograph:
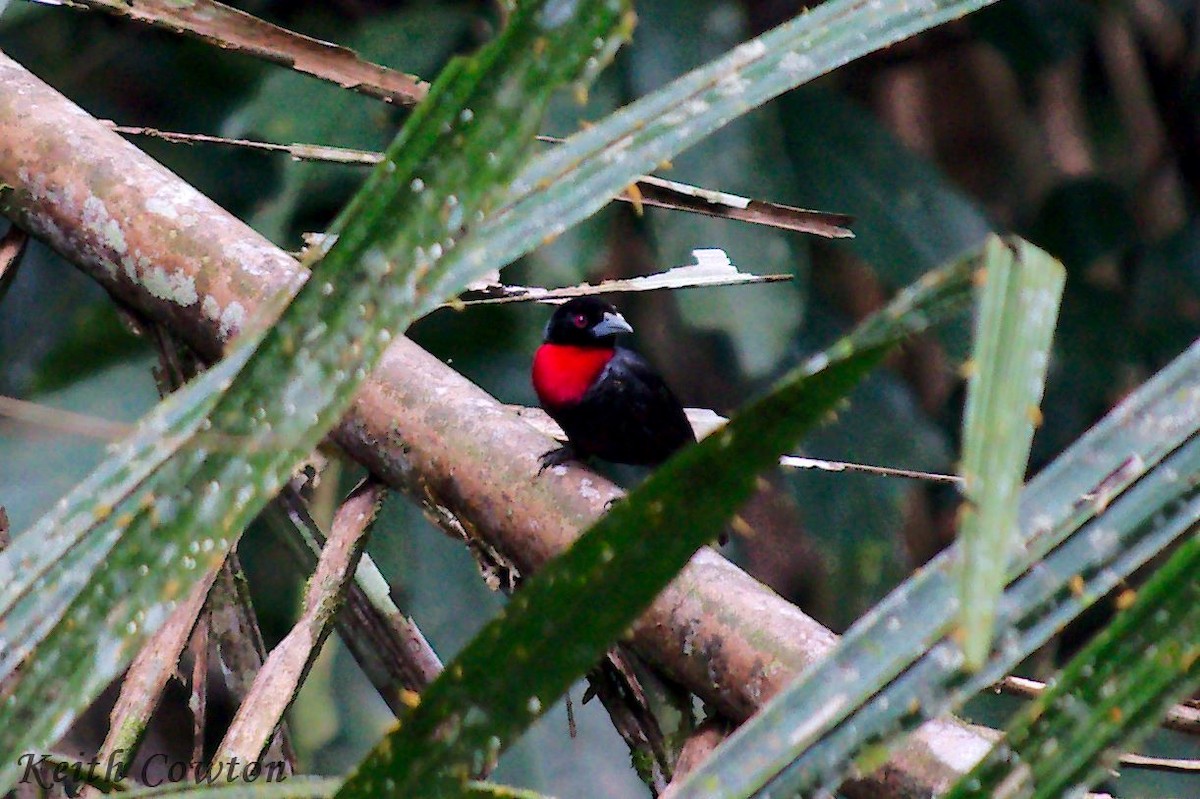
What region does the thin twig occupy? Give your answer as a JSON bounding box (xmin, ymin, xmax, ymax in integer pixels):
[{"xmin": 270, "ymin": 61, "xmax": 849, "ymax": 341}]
[
  {"xmin": 106, "ymin": 124, "xmax": 382, "ymax": 165},
  {"xmin": 1118, "ymin": 753, "xmax": 1200, "ymax": 773},
  {"xmin": 629, "ymin": 174, "xmax": 853, "ymax": 238},
  {"xmin": 217, "ymin": 479, "xmax": 386, "ymax": 764},
  {"xmin": 188, "ymin": 609, "xmax": 209, "ymax": 775},
  {"xmin": 996, "ymin": 675, "xmax": 1200, "ymax": 736},
  {"xmin": 565, "ymin": 692, "xmax": 578, "ymax": 738},
  {"xmin": 207, "ymin": 554, "xmax": 296, "ymax": 774},
  {"xmin": 778, "ymin": 455, "xmax": 963, "ymax": 484},
  {"xmin": 50, "ymin": 0, "xmax": 427, "ymax": 105},
  {"xmin": 584, "ymin": 648, "xmax": 674, "ymax": 794},
  {"xmin": 107, "ymin": 123, "xmax": 851, "ymax": 238}
]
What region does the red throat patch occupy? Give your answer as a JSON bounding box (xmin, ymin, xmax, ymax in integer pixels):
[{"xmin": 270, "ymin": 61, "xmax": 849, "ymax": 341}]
[{"xmin": 533, "ymin": 344, "xmax": 615, "ymax": 409}]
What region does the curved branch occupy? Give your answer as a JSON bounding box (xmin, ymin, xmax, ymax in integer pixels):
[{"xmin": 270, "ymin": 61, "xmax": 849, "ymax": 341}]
[{"xmin": 0, "ymin": 50, "xmax": 982, "ymax": 797}]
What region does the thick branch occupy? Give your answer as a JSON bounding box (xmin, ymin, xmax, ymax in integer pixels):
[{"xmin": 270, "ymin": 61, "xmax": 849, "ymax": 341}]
[{"xmin": 0, "ymin": 50, "xmax": 984, "ymax": 796}]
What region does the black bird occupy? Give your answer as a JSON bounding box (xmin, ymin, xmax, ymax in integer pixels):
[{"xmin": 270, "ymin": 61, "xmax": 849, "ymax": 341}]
[{"xmin": 532, "ymin": 297, "xmax": 695, "ymax": 471}]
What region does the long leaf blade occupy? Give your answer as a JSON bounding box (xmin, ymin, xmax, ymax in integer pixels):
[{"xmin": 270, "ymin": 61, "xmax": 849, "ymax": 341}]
[
  {"xmin": 947, "ymin": 528, "xmax": 1200, "ymax": 798},
  {"xmin": 959, "ymin": 237, "xmax": 1064, "ymax": 668}
]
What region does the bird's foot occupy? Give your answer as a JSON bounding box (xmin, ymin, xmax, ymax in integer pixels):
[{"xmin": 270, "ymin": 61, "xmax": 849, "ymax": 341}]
[{"xmin": 538, "ymin": 445, "xmax": 577, "ymax": 475}]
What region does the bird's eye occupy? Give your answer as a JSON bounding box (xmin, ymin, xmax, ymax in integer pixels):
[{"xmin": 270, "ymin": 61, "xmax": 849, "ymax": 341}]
[{"xmin": 572, "ymin": 313, "xmax": 588, "ymax": 328}]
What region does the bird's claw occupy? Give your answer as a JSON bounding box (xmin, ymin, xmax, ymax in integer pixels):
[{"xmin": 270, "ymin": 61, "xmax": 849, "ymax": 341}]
[{"xmin": 538, "ymin": 445, "xmax": 576, "ymax": 475}]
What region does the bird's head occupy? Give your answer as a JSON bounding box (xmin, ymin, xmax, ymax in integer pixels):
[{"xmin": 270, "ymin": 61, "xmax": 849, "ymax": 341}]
[{"xmin": 543, "ymin": 297, "xmax": 633, "ymax": 348}]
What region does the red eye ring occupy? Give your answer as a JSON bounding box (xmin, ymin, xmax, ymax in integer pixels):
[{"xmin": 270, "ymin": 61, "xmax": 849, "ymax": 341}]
[{"xmin": 573, "ymin": 313, "xmax": 588, "ymax": 328}]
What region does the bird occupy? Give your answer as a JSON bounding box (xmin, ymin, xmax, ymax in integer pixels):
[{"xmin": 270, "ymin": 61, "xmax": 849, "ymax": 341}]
[{"xmin": 532, "ymin": 296, "xmax": 695, "ymax": 472}]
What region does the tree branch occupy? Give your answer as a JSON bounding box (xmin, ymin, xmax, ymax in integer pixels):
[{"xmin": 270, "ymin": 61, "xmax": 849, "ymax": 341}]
[
  {"xmin": 95, "ymin": 568, "xmax": 219, "ymax": 771},
  {"xmin": 218, "ymin": 479, "xmax": 385, "ymax": 765},
  {"xmin": 0, "ymin": 50, "xmax": 983, "ymax": 797},
  {"xmin": 57, "ymin": 0, "xmax": 428, "ymax": 106},
  {"xmin": 998, "ymin": 675, "xmax": 1200, "ymax": 737},
  {"xmin": 266, "ymin": 486, "xmax": 444, "ymax": 709},
  {"xmin": 102, "ymin": 123, "xmax": 852, "ymax": 237}
]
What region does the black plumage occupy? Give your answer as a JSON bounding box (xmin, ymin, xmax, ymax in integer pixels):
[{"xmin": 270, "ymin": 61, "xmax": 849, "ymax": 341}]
[{"xmin": 533, "ymin": 297, "xmax": 695, "ymax": 470}]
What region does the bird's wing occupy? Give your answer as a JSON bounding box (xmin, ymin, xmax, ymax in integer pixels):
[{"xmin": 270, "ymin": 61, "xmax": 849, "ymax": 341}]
[{"xmin": 601, "ymin": 348, "xmax": 697, "ymax": 445}]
